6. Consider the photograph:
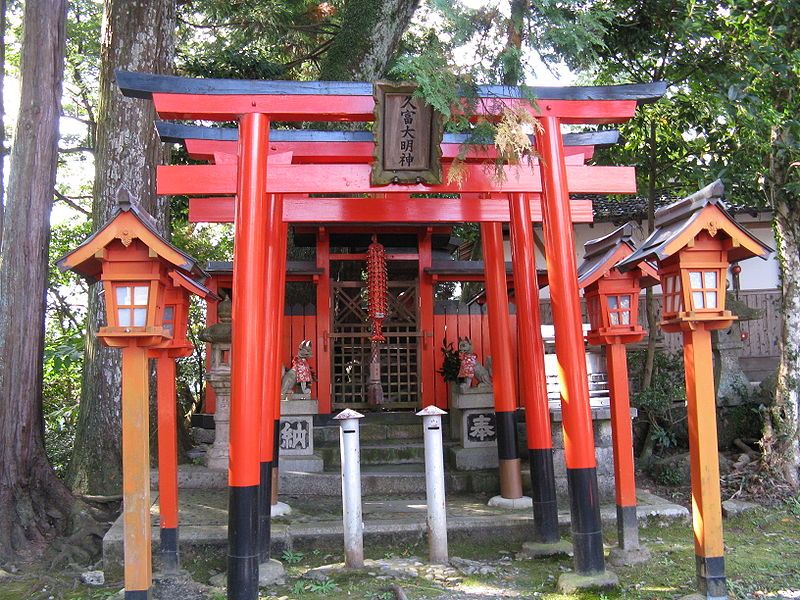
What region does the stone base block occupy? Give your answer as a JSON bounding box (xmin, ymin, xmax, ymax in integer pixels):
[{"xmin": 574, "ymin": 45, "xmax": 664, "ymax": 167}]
[
  {"xmin": 448, "ymin": 446, "xmax": 497, "ymax": 471},
  {"xmin": 608, "ymin": 545, "xmax": 652, "ymax": 566},
  {"xmin": 271, "ymin": 501, "xmax": 292, "ymax": 518},
  {"xmin": 520, "ymin": 539, "xmax": 573, "ymax": 558},
  {"xmin": 259, "ymin": 559, "xmax": 286, "ymax": 586},
  {"xmin": 487, "ymin": 495, "xmax": 532, "ymax": 510},
  {"xmin": 281, "ymin": 398, "xmax": 318, "ymax": 415},
  {"xmin": 679, "ymin": 594, "xmax": 728, "ymax": 600},
  {"xmin": 280, "ymin": 454, "xmax": 324, "ymax": 473},
  {"xmin": 279, "ymin": 415, "xmax": 314, "ymax": 455},
  {"xmin": 557, "ymin": 570, "xmax": 619, "ymax": 594}
]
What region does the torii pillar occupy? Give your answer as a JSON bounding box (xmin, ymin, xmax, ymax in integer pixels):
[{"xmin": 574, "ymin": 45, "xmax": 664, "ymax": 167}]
[{"xmin": 537, "ymin": 116, "xmax": 616, "ymax": 589}]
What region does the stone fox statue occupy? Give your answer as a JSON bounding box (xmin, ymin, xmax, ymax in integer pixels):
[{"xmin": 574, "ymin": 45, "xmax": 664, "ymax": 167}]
[
  {"xmin": 457, "ymin": 337, "xmax": 492, "ymax": 392},
  {"xmin": 281, "ymin": 340, "xmax": 315, "ymax": 396}
]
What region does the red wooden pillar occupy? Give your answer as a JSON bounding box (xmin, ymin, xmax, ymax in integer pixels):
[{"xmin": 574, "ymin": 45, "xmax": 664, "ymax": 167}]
[
  {"xmin": 683, "ymin": 327, "xmax": 725, "ymax": 597},
  {"xmin": 507, "ymin": 192, "xmax": 561, "ymax": 545},
  {"xmin": 272, "ymin": 215, "xmax": 289, "ymax": 508},
  {"xmin": 418, "ymin": 228, "xmax": 437, "ymax": 407},
  {"xmin": 537, "ymin": 116, "xmax": 606, "ymax": 576},
  {"xmin": 605, "ymin": 342, "xmax": 641, "ymax": 552},
  {"xmin": 481, "ymin": 221, "xmax": 524, "ymax": 500},
  {"xmin": 315, "ymin": 228, "xmax": 332, "ymax": 414},
  {"xmin": 204, "ymin": 280, "xmax": 219, "ymax": 414},
  {"xmin": 156, "ymin": 354, "xmax": 180, "ymax": 572},
  {"xmin": 228, "ymin": 112, "xmax": 270, "ymax": 599},
  {"xmin": 258, "ymin": 193, "xmax": 285, "ymax": 563}
]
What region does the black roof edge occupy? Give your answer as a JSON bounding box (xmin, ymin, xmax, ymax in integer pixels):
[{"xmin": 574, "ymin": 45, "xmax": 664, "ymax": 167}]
[
  {"xmin": 119, "ymin": 70, "xmax": 667, "ymax": 103},
  {"xmin": 156, "ymin": 121, "xmax": 620, "ymax": 148}
]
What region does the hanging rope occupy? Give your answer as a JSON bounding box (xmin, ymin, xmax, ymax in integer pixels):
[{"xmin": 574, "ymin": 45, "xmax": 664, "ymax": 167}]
[{"xmin": 366, "ymin": 234, "xmax": 388, "ymax": 342}]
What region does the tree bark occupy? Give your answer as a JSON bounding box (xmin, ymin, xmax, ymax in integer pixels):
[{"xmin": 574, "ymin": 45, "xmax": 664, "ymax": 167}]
[
  {"xmin": 762, "ymin": 124, "xmax": 800, "ymax": 489},
  {"xmin": 68, "ymin": 0, "xmax": 175, "ymax": 495},
  {"xmin": 0, "ymin": 0, "xmax": 73, "ymax": 559},
  {"xmin": 319, "ymin": 0, "xmax": 419, "ymax": 81},
  {"xmin": 0, "ymin": 0, "xmax": 6, "ymax": 252}
]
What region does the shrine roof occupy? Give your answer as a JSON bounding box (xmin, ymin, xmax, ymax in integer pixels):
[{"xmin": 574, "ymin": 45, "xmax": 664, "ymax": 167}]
[
  {"xmin": 155, "ymin": 121, "xmax": 621, "ymax": 149},
  {"xmin": 119, "ymin": 71, "xmax": 667, "ymax": 103},
  {"xmin": 617, "ymin": 180, "xmax": 772, "ymax": 270},
  {"xmin": 577, "ymin": 222, "xmax": 658, "ymax": 288},
  {"xmin": 205, "ymin": 260, "xmax": 322, "ymax": 276}
]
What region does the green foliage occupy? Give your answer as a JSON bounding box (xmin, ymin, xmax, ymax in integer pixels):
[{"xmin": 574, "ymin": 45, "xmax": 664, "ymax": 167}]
[
  {"xmin": 177, "ymin": 0, "xmax": 340, "ymax": 80},
  {"xmin": 438, "ymin": 339, "xmax": 461, "ymax": 383},
  {"xmin": 281, "ymin": 549, "xmax": 305, "ymax": 564},
  {"xmin": 291, "ymin": 578, "xmax": 339, "ymax": 595},
  {"xmin": 42, "ymin": 331, "xmax": 84, "ymax": 477},
  {"xmin": 630, "ymin": 350, "xmax": 686, "ymax": 417},
  {"xmin": 653, "ymin": 463, "xmax": 684, "ymax": 487}
]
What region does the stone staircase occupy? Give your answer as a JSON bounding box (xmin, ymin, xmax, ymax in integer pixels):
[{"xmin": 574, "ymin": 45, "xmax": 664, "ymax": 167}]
[{"xmin": 281, "ymin": 411, "xmax": 503, "ymax": 497}]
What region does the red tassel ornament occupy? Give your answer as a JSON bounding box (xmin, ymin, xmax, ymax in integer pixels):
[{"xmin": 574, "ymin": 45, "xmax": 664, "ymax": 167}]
[{"xmin": 367, "ymin": 235, "xmax": 388, "ymax": 342}]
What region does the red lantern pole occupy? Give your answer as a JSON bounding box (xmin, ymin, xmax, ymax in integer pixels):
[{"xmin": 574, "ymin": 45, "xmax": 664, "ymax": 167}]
[
  {"xmin": 508, "ymin": 192, "xmax": 565, "ymax": 551},
  {"xmin": 605, "ymin": 341, "xmax": 641, "ymax": 554},
  {"xmin": 229, "ymin": 112, "xmax": 270, "ymax": 599},
  {"xmin": 537, "ymin": 115, "xmax": 610, "ymax": 583},
  {"xmin": 156, "ymin": 353, "xmax": 180, "ymax": 572}
]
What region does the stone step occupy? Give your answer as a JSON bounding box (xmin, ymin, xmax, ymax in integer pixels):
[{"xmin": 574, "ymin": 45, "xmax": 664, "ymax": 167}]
[
  {"xmin": 315, "ymin": 421, "xmax": 447, "ymax": 443},
  {"xmin": 317, "ymin": 441, "xmax": 431, "ymax": 467}
]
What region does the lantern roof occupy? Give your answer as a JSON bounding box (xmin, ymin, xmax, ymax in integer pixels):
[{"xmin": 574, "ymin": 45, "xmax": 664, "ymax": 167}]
[
  {"xmin": 617, "ymin": 180, "xmax": 772, "ymax": 271},
  {"xmin": 578, "ymin": 222, "xmax": 659, "ymax": 288},
  {"xmin": 168, "ymin": 269, "xmax": 217, "ymax": 301},
  {"xmin": 57, "ymin": 191, "xmax": 208, "ymax": 283}
]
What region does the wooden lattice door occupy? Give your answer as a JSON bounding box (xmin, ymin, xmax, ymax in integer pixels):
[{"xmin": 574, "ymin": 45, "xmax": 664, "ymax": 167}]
[{"xmin": 330, "ymin": 281, "xmax": 420, "ymax": 410}]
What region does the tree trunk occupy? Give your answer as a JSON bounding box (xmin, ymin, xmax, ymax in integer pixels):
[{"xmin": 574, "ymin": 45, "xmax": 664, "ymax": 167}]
[
  {"xmin": 0, "ymin": 0, "xmax": 73, "ymax": 559},
  {"xmin": 0, "ymin": 0, "xmax": 6, "ymax": 252},
  {"xmin": 68, "ymin": 0, "xmax": 175, "ymax": 495},
  {"xmin": 762, "ymin": 124, "xmax": 800, "ymax": 488},
  {"xmin": 319, "ymin": 0, "xmax": 420, "ymax": 81}
]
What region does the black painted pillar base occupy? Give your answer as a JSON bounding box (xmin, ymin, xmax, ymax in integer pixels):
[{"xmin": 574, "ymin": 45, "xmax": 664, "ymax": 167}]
[
  {"xmin": 566, "ymin": 467, "xmax": 605, "ymax": 575},
  {"xmin": 228, "ymin": 485, "xmax": 260, "ymax": 600},
  {"xmin": 616, "ymin": 505, "xmax": 640, "ymax": 550},
  {"xmin": 528, "ymin": 448, "xmax": 560, "ymax": 544},
  {"xmin": 258, "ymin": 461, "xmax": 273, "ymax": 563},
  {"xmin": 125, "ymin": 590, "xmax": 151, "ymax": 600},
  {"xmin": 160, "ymin": 527, "xmax": 179, "ymax": 572},
  {"xmin": 696, "ymin": 555, "xmax": 726, "ymax": 599}
]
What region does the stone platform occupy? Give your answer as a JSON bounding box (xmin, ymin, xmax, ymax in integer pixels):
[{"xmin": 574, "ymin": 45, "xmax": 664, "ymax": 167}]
[{"xmin": 102, "ymin": 488, "xmax": 688, "ymax": 578}]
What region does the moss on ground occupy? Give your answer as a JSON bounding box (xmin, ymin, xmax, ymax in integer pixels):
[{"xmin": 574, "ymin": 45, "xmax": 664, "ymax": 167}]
[{"xmin": 1, "ymin": 504, "xmax": 798, "ymax": 599}]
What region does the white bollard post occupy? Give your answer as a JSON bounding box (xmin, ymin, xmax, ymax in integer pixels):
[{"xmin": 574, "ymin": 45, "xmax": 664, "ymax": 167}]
[
  {"xmin": 334, "ymin": 408, "xmax": 365, "ymax": 568},
  {"xmin": 417, "ymin": 405, "xmax": 449, "ymax": 564}
]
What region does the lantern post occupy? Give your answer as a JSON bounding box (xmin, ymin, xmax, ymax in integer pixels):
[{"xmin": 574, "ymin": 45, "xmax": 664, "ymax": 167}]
[
  {"xmin": 618, "ymin": 181, "xmax": 771, "ymax": 599},
  {"xmin": 579, "ymin": 223, "xmax": 659, "ymax": 565},
  {"xmin": 58, "ymin": 193, "xmax": 209, "ymax": 599},
  {"xmin": 152, "ymin": 272, "xmax": 216, "ymax": 572}
]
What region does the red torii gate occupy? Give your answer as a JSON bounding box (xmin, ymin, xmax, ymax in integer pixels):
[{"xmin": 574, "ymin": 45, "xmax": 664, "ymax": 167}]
[{"xmin": 118, "ymin": 70, "xmax": 665, "ymax": 599}]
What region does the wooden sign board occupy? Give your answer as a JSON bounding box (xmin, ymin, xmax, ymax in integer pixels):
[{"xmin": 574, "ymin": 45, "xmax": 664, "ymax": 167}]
[{"xmin": 371, "ymin": 81, "xmax": 444, "ymax": 186}]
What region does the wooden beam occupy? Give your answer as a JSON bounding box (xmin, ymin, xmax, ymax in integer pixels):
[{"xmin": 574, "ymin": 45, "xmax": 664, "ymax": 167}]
[
  {"xmin": 157, "ymin": 163, "xmax": 636, "ymax": 195},
  {"xmin": 187, "ymin": 196, "xmax": 595, "ymax": 224},
  {"xmin": 183, "ymin": 138, "xmax": 593, "ymax": 164},
  {"xmin": 156, "ymin": 121, "xmax": 621, "ymax": 148}
]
